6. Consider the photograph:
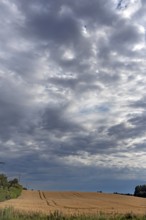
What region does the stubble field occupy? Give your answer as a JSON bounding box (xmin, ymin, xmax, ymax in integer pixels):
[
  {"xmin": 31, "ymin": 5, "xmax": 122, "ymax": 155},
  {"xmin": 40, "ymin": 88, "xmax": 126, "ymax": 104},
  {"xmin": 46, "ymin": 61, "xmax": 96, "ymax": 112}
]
[{"xmin": 0, "ymin": 190, "xmax": 146, "ymax": 216}]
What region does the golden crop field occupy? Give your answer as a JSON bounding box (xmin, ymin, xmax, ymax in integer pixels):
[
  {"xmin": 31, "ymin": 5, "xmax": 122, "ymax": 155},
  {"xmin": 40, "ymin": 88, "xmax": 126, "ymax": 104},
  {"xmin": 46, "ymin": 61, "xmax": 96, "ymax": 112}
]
[{"xmin": 0, "ymin": 190, "xmax": 146, "ymax": 215}]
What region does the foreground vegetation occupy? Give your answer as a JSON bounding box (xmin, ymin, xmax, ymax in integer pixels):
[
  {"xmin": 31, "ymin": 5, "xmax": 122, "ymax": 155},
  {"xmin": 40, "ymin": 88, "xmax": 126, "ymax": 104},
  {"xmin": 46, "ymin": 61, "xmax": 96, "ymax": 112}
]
[
  {"xmin": 1, "ymin": 208, "xmax": 146, "ymax": 220},
  {"xmin": 0, "ymin": 174, "xmax": 22, "ymax": 202}
]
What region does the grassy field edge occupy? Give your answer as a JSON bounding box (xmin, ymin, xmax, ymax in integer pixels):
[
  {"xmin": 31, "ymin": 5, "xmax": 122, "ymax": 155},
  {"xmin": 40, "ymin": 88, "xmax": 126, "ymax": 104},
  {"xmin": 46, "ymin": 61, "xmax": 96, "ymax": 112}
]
[{"xmin": 1, "ymin": 207, "xmax": 146, "ymax": 220}]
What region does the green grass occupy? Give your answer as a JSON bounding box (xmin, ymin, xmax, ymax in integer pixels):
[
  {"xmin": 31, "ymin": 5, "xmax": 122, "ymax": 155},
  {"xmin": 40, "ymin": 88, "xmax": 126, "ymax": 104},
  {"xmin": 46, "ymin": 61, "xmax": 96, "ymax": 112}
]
[
  {"xmin": 0, "ymin": 173, "xmax": 23, "ymax": 202},
  {"xmin": 0, "ymin": 189, "xmax": 9, "ymax": 202},
  {"xmin": 0, "ymin": 187, "xmax": 22, "ymax": 202},
  {"xmin": 0, "ymin": 208, "xmax": 146, "ymax": 220}
]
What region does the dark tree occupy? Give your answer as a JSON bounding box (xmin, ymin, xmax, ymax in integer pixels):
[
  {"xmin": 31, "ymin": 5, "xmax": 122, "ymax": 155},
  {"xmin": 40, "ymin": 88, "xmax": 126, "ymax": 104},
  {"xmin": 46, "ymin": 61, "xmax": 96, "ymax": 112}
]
[
  {"xmin": 134, "ymin": 185, "xmax": 146, "ymax": 197},
  {"xmin": 8, "ymin": 178, "xmax": 19, "ymax": 188},
  {"xmin": 0, "ymin": 174, "xmax": 8, "ymax": 189}
]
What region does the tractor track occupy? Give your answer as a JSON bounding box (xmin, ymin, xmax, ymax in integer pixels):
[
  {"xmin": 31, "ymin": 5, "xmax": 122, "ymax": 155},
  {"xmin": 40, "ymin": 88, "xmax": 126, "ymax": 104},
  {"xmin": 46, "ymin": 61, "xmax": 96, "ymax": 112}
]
[
  {"xmin": 38, "ymin": 191, "xmax": 58, "ymax": 207},
  {"xmin": 42, "ymin": 192, "xmax": 51, "ymax": 206},
  {"xmin": 38, "ymin": 190, "xmax": 43, "ymax": 200},
  {"xmin": 38, "ymin": 191, "xmax": 52, "ymax": 206},
  {"xmin": 52, "ymin": 200, "xmax": 57, "ymax": 206}
]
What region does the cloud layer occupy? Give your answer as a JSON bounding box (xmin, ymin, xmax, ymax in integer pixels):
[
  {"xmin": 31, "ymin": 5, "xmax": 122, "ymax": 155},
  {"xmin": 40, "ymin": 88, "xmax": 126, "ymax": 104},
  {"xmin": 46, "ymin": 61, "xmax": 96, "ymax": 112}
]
[{"xmin": 0, "ymin": 0, "xmax": 146, "ymax": 193}]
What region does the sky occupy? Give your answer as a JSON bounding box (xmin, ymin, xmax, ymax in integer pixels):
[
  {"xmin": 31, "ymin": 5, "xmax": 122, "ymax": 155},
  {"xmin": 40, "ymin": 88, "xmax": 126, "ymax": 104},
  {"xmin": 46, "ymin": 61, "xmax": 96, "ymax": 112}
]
[{"xmin": 0, "ymin": 0, "xmax": 146, "ymax": 193}]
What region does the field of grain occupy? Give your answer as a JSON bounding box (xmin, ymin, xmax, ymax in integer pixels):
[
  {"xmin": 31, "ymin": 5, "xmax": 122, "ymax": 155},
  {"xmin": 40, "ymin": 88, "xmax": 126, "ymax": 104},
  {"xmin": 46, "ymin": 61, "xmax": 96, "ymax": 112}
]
[{"xmin": 0, "ymin": 190, "xmax": 146, "ymax": 215}]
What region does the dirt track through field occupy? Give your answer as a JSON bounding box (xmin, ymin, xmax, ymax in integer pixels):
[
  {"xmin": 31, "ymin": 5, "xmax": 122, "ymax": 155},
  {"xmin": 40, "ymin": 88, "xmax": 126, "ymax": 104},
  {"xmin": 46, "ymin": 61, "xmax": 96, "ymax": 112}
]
[{"xmin": 1, "ymin": 190, "xmax": 146, "ymax": 215}]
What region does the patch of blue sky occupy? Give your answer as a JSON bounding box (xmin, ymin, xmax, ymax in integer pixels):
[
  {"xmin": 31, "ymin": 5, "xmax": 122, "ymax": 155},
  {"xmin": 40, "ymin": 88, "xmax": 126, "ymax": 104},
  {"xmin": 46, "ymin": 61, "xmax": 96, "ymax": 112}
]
[{"xmin": 79, "ymin": 105, "xmax": 110, "ymax": 114}]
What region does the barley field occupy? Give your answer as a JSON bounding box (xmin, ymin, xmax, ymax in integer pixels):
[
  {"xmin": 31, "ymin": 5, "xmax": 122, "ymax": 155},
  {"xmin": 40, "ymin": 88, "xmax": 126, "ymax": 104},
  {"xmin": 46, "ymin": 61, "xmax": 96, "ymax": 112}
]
[{"xmin": 0, "ymin": 190, "xmax": 146, "ymax": 216}]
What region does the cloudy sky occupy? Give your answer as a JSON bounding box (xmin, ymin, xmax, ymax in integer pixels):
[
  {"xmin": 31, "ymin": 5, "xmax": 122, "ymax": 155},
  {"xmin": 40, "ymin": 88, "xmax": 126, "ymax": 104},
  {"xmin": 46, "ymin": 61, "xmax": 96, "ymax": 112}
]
[{"xmin": 0, "ymin": 0, "xmax": 146, "ymax": 193}]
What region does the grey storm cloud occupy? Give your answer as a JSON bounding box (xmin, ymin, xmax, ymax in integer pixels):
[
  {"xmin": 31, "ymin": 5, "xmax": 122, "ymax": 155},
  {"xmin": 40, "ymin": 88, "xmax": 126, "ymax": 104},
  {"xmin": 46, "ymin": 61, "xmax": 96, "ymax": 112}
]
[
  {"xmin": 0, "ymin": 0, "xmax": 146, "ymax": 193},
  {"xmin": 111, "ymin": 22, "xmax": 142, "ymax": 48},
  {"xmin": 41, "ymin": 105, "xmax": 82, "ymax": 132}
]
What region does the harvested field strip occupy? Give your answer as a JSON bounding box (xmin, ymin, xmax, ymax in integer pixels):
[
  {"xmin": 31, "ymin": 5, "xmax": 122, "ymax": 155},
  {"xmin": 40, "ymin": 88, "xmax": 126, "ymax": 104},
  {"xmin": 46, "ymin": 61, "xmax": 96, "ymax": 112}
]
[{"xmin": 63, "ymin": 206, "xmax": 98, "ymax": 210}]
